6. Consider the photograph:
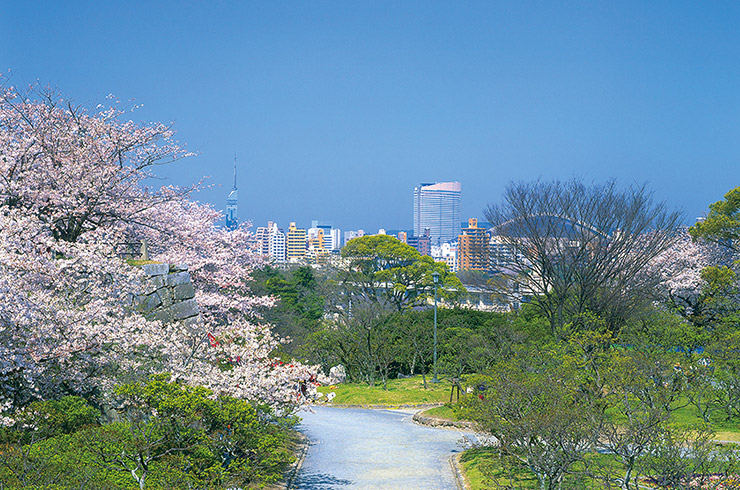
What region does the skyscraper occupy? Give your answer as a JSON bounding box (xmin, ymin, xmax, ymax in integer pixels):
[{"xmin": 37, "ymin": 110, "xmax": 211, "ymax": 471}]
[
  {"xmin": 413, "ymin": 182, "xmax": 461, "ymax": 246},
  {"xmin": 225, "ymin": 157, "xmax": 238, "ymax": 231}
]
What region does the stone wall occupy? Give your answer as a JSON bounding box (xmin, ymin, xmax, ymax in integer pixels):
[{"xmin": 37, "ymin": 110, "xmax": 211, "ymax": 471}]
[{"xmin": 134, "ymin": 263, "xmax": 200, "ymax": 326}]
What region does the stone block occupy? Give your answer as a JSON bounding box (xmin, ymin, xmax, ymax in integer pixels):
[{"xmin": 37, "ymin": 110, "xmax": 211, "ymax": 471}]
[
  {"xmin": 132, "ymin": 294, "xmax": 147, "ymax": 309},
  {"xmin": 165, "ymin": 272, "xmax": 191, "ymax": 287},
  {"xmin": 143, "ymin": 292, "xmax": 162, "ymax": 311},
  {"xmin": 133, "ymin": 293, "xmax": 161, "ymax": 312},
  {"xmin": 148, "ymin": 275, "xmax": 165, "ymax": 291},
  {"xmin": 182, "ymin": 315, "xmax": 202, "ymax": 333},
  {"xmin": 170, "ymin": 298, "xmax": 199, "ymax": 321},
  {"xmin": 142, "ymin": 263, "xmax": 169, "ymax": 276},
  {"xmin": 169, "ymin": 263, "xmax": 189, "ymax": 272},
  {"xmin": 157, "ymin": 287, "xmax": 173, "ymax": 307},
  {"xmin": 173, "ymin": 282, "xmax": 195, "ymax": 301},
  {"xmin": 153, "ymin": 307, "xmax": 174, "ymax": 324}
]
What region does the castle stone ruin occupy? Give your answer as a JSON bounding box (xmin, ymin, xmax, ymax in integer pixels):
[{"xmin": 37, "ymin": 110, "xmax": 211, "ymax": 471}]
[{"xmin": 134, "ymin": 263, "xmax": 200, "ymax": 326}]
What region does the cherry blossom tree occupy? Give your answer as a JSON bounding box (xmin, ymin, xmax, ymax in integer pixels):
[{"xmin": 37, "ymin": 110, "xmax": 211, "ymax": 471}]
[
  {"xmin": 650, "ymin": 230, "xmax": 712, "ymax": 318},
  {"xmin": 649, "ymin": 229, "xmax": 733, "ymax": 329},
  {"xmin": 0, "ymin": 82, "xmax": 316, "ymax": 419}
]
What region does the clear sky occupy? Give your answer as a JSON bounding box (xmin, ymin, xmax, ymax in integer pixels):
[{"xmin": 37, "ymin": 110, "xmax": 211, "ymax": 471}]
[{"xmin": 2, "ymin": 1, "xmax": 739, "ymax": 232}]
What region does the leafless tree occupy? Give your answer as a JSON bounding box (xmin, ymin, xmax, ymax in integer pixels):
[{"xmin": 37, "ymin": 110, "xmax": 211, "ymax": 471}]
[{"xmin": 484, "ymin": 178, "xmax": 681, "ymax": 336}]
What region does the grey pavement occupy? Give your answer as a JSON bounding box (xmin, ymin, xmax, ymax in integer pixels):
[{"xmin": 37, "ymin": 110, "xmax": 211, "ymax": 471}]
[{"xmin": 293, "ymin": 406, "xmax": 474, "ymax": 490}]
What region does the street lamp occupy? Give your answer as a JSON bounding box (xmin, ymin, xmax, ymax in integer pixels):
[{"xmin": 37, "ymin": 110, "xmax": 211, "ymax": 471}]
[{"xmin": 432, "ymin": 271, "xmax": 439, "ymax": 383}]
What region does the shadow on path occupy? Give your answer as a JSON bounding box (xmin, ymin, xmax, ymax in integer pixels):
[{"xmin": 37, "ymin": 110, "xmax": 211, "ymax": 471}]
[{"xmin": 294, "ymin": 473, "xmax": 353, "ymax": 489}]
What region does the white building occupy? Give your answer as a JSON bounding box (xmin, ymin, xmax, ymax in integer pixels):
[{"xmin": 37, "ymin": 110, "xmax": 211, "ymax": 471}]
[
  {"xmin": 343, "ymin": 229, "xmax": 365, "ymax": 246},
  {"xmin": 254, "ymin": 222, "xmax": 274, "ymax": 255},
  {"xmin": 268, "ymin": 222, "xmax": 286, "ymax": 263},
  {"xmin": 489, "ymin": 235, "xmax": 523, "ymax": 270},
  {"xmin": 432, "ymin": 241, "xmax": 458, "ymax": 272},
  {"xmin": 328, "ymin": 228, "xmax": 342, "ymax": 250}
]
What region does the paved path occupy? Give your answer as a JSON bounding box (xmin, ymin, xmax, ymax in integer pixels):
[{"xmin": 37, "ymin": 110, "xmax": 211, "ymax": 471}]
[{"xmin": 292, "ymin": 406, "xmax": 474, "ymax": 490}]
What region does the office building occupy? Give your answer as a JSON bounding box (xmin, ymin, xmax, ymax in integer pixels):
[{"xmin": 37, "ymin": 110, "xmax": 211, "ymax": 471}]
[
  {"xmin": 413, "ymin": 182, "xmax": 461, "ymax": 246},
  {"xmin": 489, "ymin": 234, "xmax": 523, "ymax": 271},
  {"xmin": 267, "ymin": 223, "xmax": 286, "ymax": 263},
  {"xmin": 458, "ymin": 218, "xmax": 490, "ymax": 271},
  {"xmin": 310, "ymin": 221, "xmax": 341, "ymax": 250},
  {"xmin": 254, "ymin": 223, "xmax": 272, "ymax": 255},
  {"xmin": 287, "ymin": 222, "xmax": 307, "ymax": 262}
]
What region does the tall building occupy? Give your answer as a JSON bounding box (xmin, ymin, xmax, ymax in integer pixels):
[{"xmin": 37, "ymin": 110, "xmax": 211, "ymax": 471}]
[
  {"xmin": 267, "ymin": 223, "xmax": 286, "ymax": 262},
  {"xmin": 458, "ymin": 218, "xmax": 489, "ymax": 271},
  {"xmin": 307, "ymin": 228, "xmax": 326, "ymax": 251},
  {"xmin": 489, "ymin": 234, "xmax": 523, "ymax": 271},
  {"xmin": 287, "ymin": 222, "xmax": 307, "ymax": 262},
  {"xmin": 413, "ymin": 182, "xmax": 461, "ymax": 246},
  {"xmin": 254, "ymin": 223, "xmax": 272, "ymax": 255},
  {"xmin": 225, "ymin": 158, "xmax": 238, "ymax": 231},
  {"xmin": 328, "ymin": 228, "xmax": 342, "ymax": 250}
]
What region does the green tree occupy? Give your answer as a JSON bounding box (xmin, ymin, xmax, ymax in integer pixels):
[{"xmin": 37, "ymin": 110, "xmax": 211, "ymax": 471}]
[
  {"xmin": 597, "ymin": 347, "xmax": 685, "ymax": 490},
  {"xmin": 689, "ymin": 186, "xmax": 740, "ymax": 253},
  {"xmin": 396, "ymin": 311, "xmax": 434, "ymax": 387},
  {"xmin": 249, "ymin": 265, "xmax": 326, "ymax": 355},
  {"xmin": 457, "ymin": 348, "xmax": 600, "ymax": 490},
  {"xmin": 638, "ymin": 425, "xmax": 740, "ymax": 490},
  {"xmin": 341, "ymin": 235, "xmax": 464, "ymax": 310},
  {"xmin": 81, "ymin": 375, "xmax": 294, "ymax": 489}
]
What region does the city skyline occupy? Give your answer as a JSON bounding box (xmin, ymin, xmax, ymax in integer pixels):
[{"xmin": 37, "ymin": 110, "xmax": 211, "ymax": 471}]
[{"xmin": 4, "ymin": 2, "xmax": 740, "ymax": 231}]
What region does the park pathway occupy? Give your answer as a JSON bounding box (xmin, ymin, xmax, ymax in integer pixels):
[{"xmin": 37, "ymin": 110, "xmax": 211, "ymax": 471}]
[{"xmin": 292, "ymin": 406, "xmax": 473, "ymax": 490}]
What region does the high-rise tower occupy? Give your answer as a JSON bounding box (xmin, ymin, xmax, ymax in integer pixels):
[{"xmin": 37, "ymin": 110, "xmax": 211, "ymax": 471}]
[
  {"xmin": 413, "ymin": 182, "xmax": 461, "ymax": 246},
  {"xmin": 225, "ymin": 157, "xmax": 238, "ymax": 231},
  {"xmin": 458, "ymin": 218, "xmax": 489, "ymax": 271}
]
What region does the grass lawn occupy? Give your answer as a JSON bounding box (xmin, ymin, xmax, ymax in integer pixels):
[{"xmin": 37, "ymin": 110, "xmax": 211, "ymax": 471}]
[
  {"xmin": 667, "ymin": 397, "xmax": 740, "ymax": 441},
  {"xmin": 461, "ymin": 449, "xmax": 655, "ymax": 490},
  {"xmin": 316, "ymin": 375, "xmax": 453, "ymax": 406},
  {"xmin": 458, "ymin": 447, "xmax": 528, "ymax": 489},
  {"xmin": 421, "ymin": 404, "xmax": 460, "ymax": 420}
]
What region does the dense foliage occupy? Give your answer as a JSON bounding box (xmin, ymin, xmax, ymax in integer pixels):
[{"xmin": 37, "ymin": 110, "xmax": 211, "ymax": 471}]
[
  {"xmin": 0, "ymin": 84, "xmax": 314, "ymax": 488},
  {"xmin": 0, "ymin": 375, "xmax": 296, "ymax": 489}
]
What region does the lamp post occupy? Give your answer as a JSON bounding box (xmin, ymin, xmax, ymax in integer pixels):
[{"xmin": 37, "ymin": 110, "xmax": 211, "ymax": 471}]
[{"xmin": 432, "ymin": 271, "xmax": 439, "ymax": 383}]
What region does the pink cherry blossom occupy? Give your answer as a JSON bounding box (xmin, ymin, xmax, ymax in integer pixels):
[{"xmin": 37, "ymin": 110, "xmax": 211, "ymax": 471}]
[{"xmin": 0, "ymin": 83, "xmax": 317, "ymax": 421}]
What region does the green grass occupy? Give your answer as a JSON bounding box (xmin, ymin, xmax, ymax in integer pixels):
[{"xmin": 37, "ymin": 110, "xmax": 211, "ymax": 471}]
[
  {"xmin": 126, "ymin": 259, "xmax": 162, "ymax": 266},
  {"xmin": 667, "ymin": 396, "xmax": 740, "ymax": 441},
  {"xmin": 422, "ymin": 404, "xmax": 460, "ymax": 420},
  {"xmin": 317, "ymin": 375, "xmax": 452, "ymax": 406},
  {"xmin": 460, "ymin": 447, "xmax": 544, "ymax": 489},
  {"xmin": 460, "ymin": 449, "xmax": 619, "ymax": 490}
]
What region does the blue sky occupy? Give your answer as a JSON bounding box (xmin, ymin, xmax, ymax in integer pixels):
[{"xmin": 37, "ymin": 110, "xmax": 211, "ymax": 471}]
[{"xmin": 2, "ymin": 1, "xmax": 739, "ymax": 232}]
